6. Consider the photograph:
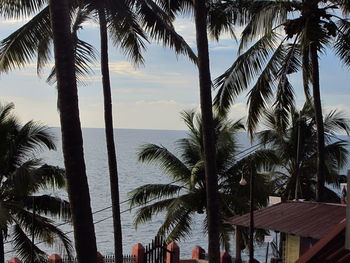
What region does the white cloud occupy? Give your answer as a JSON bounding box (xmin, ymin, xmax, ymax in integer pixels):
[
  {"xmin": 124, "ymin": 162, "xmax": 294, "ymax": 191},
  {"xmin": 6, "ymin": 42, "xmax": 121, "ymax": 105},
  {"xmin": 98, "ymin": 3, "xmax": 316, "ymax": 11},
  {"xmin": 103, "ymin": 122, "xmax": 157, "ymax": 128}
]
[
  {"xmin": 79, "ymin": 75, "xmax": 102, "ymax": 83},
  {"xmin": 226, "ymin": 103, "xmax": 248, "ymax": 122},
  {"xmin": 108, "ymin": 61, "xmax": 195, "ymax": 87},
  {"xmin": 210, "ymin": 44, "xmax": 236, "ymax": 51},
  {"xmin": 324, "ymin": 104, "xmax": 350, "ymax": 116},
  {"xmin": 78, "ymin": 99, "xmax": 198, "ymax": 130},
  {"xmin": 1, "ymin": 95, "xmax": 59, "ymax": 127}
]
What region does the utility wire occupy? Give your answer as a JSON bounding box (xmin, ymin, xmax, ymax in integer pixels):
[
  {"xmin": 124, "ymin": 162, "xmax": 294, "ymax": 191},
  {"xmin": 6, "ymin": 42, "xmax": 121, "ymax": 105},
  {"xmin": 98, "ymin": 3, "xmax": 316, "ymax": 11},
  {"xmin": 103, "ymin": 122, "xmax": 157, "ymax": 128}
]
[
  {"xmin": 4, "ymin": 194, "xmax": 166, "ymax": 255},
  {"xmin": 4, "ymin": 141, "xmax": 270, "ymax": 253}
]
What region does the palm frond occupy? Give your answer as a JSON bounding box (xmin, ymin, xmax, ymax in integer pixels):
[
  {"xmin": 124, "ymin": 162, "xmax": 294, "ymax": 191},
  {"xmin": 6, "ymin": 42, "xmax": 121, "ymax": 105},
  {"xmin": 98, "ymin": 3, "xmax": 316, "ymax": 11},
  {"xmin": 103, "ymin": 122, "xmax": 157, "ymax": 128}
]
[
  {"xmin": 335, "ymin": 19, "xmax": 350, "ymax": 67},
  {"xmin": 0, "ymin": 102, "xmax": 15, "ymax": 122},
  {"xmin": 244, "ymin": 39, "xmax": 286, "ymax": 135},
  {"xmin": 0, "ymin": 0, "xmax": 48, "ymax": 18},
  {"xmin": 12, "ymin": 224, "xmax": 47, "ymax": 263},
  {"xmin": 273, "ymin": 75, "xmax": 295, "ymax": 133},
  {"xmin": 329, "ymin": 0, "xmax": 350, "ymax": 15},
  {"xmin": 14, "ymin": 209, "xmax": 73, "ymax": 258},
  {"xmin": 151, "ymin": 0, "xmax": 193, "ymax": 17},
  {"xmin": 30, "ymin": 164, "xmax": 66, "ymax": 191},
  {"xmin": 0, "ymin": 6, "xmax": 51, "ymax": 73},
  {"xmin": 48, "ymin": 39, "xmax": 96, "ymax": 84},
  {"xmin": 128, "ymin": 184, "xmax": 182, "ymax": 207},
  {"xmin": 132, "ymin": 198, "xmax": 178, "ymax": 227},
  {"xmin": 325, "ymin": 140, "xmax": 349, "ymax": 178},
  {"xmin": 5, "ymin": 159, "xmax": 42, "ymax": 196},
  {"xmin": 301, "ymin": 45, "xmax": 311, "ymax": 99},
  {"xmin": 160, "ymin": 209, "xmax": 193, "ymax": 242},
  {"xmin": 107, "ymin": 0, "xmax": 148, "ymax": 64},
  {"xmin": 213, "ymin": 31, "xmax": 281, "ymax": 116},
  {"xmin": 207, "ymin": 0, "xmax": 252, "ymax": 42},
  {"xmin": 138, "ymin": 144, "xmax": 191, "ymax": 181},
  {"xmin": 238, "ymin": 0, "xmax": 289, "ymax": 52},
  {"xmin": 157, "ymin": 193, "xmax": 200, "ymax": 241},
  {"xmin": 136, "ymin": 0, "xmax": 197, "ymax": 63},
  {"xmin": 324, "ymin": 109, "xmax": 350, "ymax": 136},
  {"xmin": 14, "ymin": 121, "xmax": 56, "ymax": 156},
  {"xmin": 176, "ymin": 138, "xmax": 201, "ymax": 167},
  {"xmin": 36, "ymin": 31, "xmax": 52, "ymax": 75},
  {"xmin": 23, "ymin": 195, "xmax": 70, "ymax": 221},
  {"xmin": 207, "ymin": 1, "xmax": 239, "ymax": 41}
]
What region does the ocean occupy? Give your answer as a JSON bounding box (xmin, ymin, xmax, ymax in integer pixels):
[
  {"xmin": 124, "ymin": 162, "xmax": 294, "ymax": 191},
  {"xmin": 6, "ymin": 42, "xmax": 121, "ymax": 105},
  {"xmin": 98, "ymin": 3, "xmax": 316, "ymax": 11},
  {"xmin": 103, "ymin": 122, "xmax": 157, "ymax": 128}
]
[{"xmin": 4, "ymin": 128, "xmax": 347, "ymax": 262}]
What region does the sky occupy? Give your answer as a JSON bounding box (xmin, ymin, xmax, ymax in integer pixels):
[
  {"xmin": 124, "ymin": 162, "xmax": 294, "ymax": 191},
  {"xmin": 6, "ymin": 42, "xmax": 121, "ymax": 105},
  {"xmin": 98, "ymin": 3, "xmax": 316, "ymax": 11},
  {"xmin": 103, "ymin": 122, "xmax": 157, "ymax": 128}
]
[{"xmin": 0, "ymin": 16, "xmax": 350, "ymax": 130}]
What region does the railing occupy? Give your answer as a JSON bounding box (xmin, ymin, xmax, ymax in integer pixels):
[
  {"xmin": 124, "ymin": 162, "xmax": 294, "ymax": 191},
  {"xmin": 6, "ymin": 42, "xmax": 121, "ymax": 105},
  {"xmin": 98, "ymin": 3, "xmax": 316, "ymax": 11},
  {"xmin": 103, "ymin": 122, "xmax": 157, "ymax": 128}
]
[
  {"xmin": 144, "ymin": 236, "xmax": 172, "ymax": 263},
  {"xmin": 58, "ymin": 254, "xmax": 136, "ymax": 263},
  {"xmin": 104, "ymin": 254, "xmax": 136, "ymax": 263}
]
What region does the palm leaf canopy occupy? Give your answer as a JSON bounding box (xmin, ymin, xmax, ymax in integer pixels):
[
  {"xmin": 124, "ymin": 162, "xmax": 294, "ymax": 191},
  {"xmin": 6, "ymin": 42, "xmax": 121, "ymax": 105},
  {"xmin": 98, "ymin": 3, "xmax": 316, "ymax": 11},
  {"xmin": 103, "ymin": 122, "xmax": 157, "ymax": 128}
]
[
  {"xmin": 257, "ymin": 103, "xmax": 350, "ymax": 201},
  {"xmin": 0, "ymin": 102, "xmax": 72, "ymax": 261},
  {"xmin": 214, "ymin": 0, "xmax": 350, "ymax": 135},
  {"xmin": 129, "ymin": 110, "xmax": 276, "ymax": 248},
  {"xmin": 0, "ymin": 0, "xmax": 197, "ymax": 80},
  {"xmin": 0, "ymin": 3, "xmax": 96, "ymax": 84}
]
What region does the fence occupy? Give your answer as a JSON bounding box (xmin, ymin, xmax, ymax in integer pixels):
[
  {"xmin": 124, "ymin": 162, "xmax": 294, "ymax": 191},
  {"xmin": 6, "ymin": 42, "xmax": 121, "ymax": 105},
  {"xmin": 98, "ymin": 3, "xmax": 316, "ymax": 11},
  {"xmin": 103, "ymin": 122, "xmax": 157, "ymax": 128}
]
[
  {"xmin": 8, "ymin": 242, "xmax": 237, "ymax": 263},
  {"xmin": 104, "ymin": 254, "xmax": 136, "ymax": 263},
  {"xmin": 144, "ymin": 236, "xmax": 170, "ymax": 263},
  {"xmin": 8, "ymin": 253, "xmax": 136, "ymax": 263}
]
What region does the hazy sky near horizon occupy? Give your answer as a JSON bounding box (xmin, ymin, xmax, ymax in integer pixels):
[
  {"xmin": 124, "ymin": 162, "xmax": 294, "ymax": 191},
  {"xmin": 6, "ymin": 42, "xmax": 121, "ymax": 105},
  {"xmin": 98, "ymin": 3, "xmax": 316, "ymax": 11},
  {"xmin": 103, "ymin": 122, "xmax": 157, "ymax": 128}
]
[{"xmin": 0, "ymin": 16, "xmax": 350, "ymax": 130}]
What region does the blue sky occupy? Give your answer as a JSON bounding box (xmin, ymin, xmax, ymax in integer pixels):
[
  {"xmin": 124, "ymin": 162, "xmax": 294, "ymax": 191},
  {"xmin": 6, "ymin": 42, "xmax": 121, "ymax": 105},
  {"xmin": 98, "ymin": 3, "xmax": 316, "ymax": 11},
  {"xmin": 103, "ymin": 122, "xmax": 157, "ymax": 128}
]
[{"xmin": 0, "ymin": 17, "xmax": 349, "ymax": 130}]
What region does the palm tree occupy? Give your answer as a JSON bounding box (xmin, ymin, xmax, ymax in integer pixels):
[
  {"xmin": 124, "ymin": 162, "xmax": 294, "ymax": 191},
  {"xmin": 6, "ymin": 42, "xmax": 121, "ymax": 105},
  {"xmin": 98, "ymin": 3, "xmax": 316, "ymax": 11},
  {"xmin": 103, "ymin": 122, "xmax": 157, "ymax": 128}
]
[
  {"xmin": 153, "ymin": 1, "xmax": 251, "ymax": 260},
  {"xmin": 214, "ymin": 0, "xmax": 350, "ymax": 201},
  {"xmin": 129, "ymin": 110, "xmax": 275, "ymax": 251},
  {"xmin": 83, "ymin": 1, "xmax": 196, "ymax": 259},
  {"xmin": 0, "ymin": 0, "xmax": 196, "ymax": 260},
  {"xmin": 258, "ymin": 103, "xmax": 350, "ymax": 201},
  {"xmin": 49, "ymin": 0, "xmax": 97, "ymax": 262},
  {"xmin": 0, "ymin": 102, "xmax": 72, "ymax": 263}
]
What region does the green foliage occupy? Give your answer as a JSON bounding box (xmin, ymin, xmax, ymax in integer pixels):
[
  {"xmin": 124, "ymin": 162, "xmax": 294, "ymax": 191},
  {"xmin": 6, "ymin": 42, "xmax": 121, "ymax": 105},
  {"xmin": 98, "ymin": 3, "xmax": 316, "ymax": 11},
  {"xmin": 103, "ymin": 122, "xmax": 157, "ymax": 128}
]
[
  {"xmin": 129, "ymin": 110, "xmax": 276, "ymax": 250},
  {"xmin": 258, "ymin": 103, "xmax": 350, "ymax": 201},
  {"xmin": 214, "ymin": 0, "xmax": 350, "ymax": 136},
  {"xmin": 0, "ymin": 0, "xmax": 198, "ymax": 79},
  {"xmin": 0, "ymin": 102, "xmax": 72, "ymax": 262}
]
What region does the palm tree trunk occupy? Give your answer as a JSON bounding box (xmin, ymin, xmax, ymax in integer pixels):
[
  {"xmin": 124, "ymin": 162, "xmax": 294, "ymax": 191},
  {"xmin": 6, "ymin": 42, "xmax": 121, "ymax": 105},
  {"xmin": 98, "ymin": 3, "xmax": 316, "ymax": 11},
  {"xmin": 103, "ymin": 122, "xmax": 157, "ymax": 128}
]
[
  {"xmin": 0, "ymin": 231, "xmax": 4, "ymax": 263},
  {"xmin": 193, "ymin": 0, "xmax": 220, "ymax": 262},
  {"xmin": 49, "ymin": 1, "xmax": 97, "ymax": 262},
  {"xmin": 310, "ymin": 42, "xmax": 326, "ymax": 202},
  {"xmin": 302, "ymin": 47, "xmax": 311, "ymax": 101},
  {"xmin": 98, "ymin": 8, "xmax": 123, "ymax": 262}
]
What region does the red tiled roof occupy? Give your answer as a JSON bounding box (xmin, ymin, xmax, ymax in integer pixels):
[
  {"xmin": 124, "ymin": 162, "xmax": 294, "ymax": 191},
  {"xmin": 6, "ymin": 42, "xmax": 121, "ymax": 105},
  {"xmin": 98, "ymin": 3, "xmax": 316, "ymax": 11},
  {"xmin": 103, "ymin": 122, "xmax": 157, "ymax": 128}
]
[
  {"xmin": 295, "ymin": 220, "xmax": 350, "ymax": 263},
  {"xmin": 226, "ymin": 201, "xmax": 346, "ymax": 240}
]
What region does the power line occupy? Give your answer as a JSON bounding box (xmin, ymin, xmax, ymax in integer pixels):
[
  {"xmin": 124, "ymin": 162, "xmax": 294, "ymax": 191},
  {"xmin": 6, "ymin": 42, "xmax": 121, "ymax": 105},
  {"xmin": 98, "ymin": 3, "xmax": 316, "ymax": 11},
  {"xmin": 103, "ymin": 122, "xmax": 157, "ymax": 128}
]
[
  {"xmin": 4, "ymin": 194, "xmax": 167, "ymax": 255},
  {"xmin": 4, "ymin": 142, "xmax": 269, "ymax": 254}
]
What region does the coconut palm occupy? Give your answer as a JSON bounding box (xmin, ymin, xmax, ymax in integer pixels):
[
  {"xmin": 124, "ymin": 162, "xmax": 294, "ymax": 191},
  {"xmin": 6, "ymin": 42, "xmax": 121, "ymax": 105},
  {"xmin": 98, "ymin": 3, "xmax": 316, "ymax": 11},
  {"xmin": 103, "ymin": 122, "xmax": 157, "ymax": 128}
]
[
  {"xmin": 128, "ymin": 110, "xmax": 276, "ymax": 251},
  {"xmin": 49, "ymin": 0, "xmax": 98, "ymax": 262},
  {"xmin": 82, "ymin": 1, "xmax": 196, "ymax": 259},
  {"xmin": 214, "ymin": 0, "xmax": 350, "ymax": 201},
  {"xmin": 258, "ymin": 103, "xmax": 350, "ymax": 201},
  {"xmin": 152, "ymin": 1, "xmax": 252, "ymax": 260},
  {"xmin": 0, "ymin": 102, "xmax": 72, "ymax": 263},
  {"xmin": 0, "ymin": 0, "xmax": 197, "ymax": 260}
]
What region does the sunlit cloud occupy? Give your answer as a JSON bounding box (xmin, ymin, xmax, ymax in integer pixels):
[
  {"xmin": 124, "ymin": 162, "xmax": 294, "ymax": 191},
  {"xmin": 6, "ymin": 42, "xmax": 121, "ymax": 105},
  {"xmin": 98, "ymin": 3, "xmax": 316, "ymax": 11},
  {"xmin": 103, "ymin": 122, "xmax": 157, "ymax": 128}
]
[
  {"xmin": 77, "ymin": 99, "xmax": 199, "ymax": 129},
  {"xmin": 108, "ymin": 61, "xmax": 195, "ymax": 87}
]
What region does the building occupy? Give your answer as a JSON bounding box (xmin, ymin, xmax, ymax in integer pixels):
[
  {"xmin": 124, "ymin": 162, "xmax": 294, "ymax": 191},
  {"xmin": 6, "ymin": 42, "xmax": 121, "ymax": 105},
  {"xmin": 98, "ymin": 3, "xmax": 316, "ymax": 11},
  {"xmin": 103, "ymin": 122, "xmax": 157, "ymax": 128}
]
[{"xmin": 227, "ymin": 201, "xmax": 346, "ymax": 263}]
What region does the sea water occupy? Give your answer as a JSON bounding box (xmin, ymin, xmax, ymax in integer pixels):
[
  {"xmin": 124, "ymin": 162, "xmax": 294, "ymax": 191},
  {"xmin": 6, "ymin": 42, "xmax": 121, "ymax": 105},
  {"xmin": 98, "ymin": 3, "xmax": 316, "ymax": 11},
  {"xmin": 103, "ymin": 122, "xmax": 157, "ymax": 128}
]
[{"xmin": 4, "ymin": 128, "xmax": 348, "ymax": 262}]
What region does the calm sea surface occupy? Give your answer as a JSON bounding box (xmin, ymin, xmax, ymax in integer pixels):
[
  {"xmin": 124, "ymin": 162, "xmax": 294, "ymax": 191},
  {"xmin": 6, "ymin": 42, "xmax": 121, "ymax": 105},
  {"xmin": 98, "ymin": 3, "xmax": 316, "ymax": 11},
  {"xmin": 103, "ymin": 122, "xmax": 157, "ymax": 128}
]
[{"xmin": 5, "ymin": 128, "xmax": 348, "ymax": 261}]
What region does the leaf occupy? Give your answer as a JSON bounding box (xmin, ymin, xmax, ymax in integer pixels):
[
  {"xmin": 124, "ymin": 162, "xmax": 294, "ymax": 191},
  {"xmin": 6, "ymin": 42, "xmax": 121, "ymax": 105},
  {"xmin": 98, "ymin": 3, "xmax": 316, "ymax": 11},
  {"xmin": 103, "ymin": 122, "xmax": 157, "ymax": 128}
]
[
  {"xmin": 0, "ymin": 0, "xmax": 48, "ymax": 18},
  {"xmin": 334, "ymin": 19, "xmax": 350, "ymax": 67},
  {"xmin": 0, "ymin": 6, "xmax": 51, "ymax": 73},
  {"xmin": 138, "ymin": 143, "xmax": 191, "ymax": 181},
  {"xmin": 214, "ymin": 31, "xmax": 281, "ymax": 116}
]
